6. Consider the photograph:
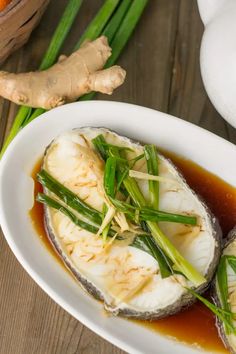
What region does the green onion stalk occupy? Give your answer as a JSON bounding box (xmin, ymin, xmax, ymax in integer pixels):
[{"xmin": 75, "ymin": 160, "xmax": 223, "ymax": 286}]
[
  {"xmin": 144, "ymin": 144, "xmax": 159, "ymax": 209},
  {"xmin": 37, "ymin": 193, "xmax": 100, "ymax": 234},
  {"xmin": 36, "ymin": 192, "xmax": 120, "ymax": 238},
  {"xmin": 216, "ymin": 255, "xmax": 236, "ymax": 334},
  {"xmin": 109, "ymin": 198, "xmax": 197, "ymax": 225},
  {"xmin": 102, "ymin": 203, "xmax": 110, "ymax": 243},
  {"xmin": 132, "ymin": 235, "xmax": 172, "ymax": 278},
  {"xmin": 81, "ymin": 0, "xmax": 148, "ymax": 101},
  {"xmin": 187, "ymin": 287, "xmax": 236, "ymax": 334},
  {"xmin": 37, "ymin": 169, "xmax": 102, "ymax": 224},
  {"xmin": 190, "ymin": 254, "xmax": 236, "ymax": 333}
]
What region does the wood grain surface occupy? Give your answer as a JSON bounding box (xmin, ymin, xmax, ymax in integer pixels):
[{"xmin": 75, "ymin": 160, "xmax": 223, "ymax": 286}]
[{"xmin": 0, "ymin": 1, "xmax": 235, "ymax": 354}]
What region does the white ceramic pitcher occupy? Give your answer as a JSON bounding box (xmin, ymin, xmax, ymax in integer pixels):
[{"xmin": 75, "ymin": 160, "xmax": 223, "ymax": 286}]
[{"xmin": 197, "ymin": 0, "xmax": 236, "ymax": 128}]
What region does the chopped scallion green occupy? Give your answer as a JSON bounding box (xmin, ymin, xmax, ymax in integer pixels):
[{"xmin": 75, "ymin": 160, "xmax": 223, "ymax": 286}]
[
  {"xmin": 132, "ymin": 235, "xmax": 172, "ymax": 278},
  {"xmin": 187, "ymin": 287, "xmax": 236, "ymax": 334},
  {"xmin": 144, "ymin": 144, "xmax": 159, "ymax": 209},
  {"xmin": 37, "ymin": 169, "xmax": 102, "ymax": 224}
]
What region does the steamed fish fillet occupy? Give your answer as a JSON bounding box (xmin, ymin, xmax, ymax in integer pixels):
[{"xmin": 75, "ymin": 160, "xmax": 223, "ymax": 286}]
[
  {"xmin": 42, "ymin": 127, "xmax": 221, "ymax": 319},
  {"xmin": 214, "ymin": 228, "xmax": 236, "ymax": 353}
]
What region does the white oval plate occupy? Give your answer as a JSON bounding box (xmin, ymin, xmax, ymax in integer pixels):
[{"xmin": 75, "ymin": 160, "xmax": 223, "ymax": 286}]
[{"xmin": 0, "ymin": 101, "xmax": 235, "ymax": 354}]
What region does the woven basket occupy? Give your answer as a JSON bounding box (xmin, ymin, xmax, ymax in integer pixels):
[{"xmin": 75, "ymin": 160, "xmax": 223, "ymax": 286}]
[{"xmin": 0, "ymin": 0, "xmax": 50, "ymax": 65}]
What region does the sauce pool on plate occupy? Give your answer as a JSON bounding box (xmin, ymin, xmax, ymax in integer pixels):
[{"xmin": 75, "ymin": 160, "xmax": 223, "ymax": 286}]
[
  {"xmin": 30, "ymin": 152, "xmax": 236, "ymax": 353},
  {"xmin": 30, "ymin": 159, "xmax": 65, "ymax": 267}
]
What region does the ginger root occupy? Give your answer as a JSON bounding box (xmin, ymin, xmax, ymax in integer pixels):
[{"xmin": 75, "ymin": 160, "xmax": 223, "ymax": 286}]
[{"xmin": 0, "ymin": 36, "xmax": 126, "ymax": 109}]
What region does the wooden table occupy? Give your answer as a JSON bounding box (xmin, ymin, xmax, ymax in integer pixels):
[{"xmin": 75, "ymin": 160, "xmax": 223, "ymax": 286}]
[{"xmin": 0, "ymin": 1, "xmax": 235, "ymax": 353}]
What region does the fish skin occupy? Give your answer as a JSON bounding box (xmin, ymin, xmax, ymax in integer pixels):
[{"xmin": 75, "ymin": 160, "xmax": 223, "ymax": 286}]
[{"xmin": 42, "ymin": 127, "xmax": 222, "ymax": 320}]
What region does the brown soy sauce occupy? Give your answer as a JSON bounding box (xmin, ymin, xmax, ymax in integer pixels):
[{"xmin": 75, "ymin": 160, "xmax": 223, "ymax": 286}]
[
  {"xmin": 30, "ymin": 153, "xmax": 236, "ymax": 353},
  {"xmin": 29, "ymin": 159, "xmax": 64, "ymax": 267}
]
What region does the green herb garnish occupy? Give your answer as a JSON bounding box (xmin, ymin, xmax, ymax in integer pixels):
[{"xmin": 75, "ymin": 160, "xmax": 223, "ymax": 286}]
[
  {"xmin": 187, "ymin": 287, "xmax": 236, "ymax": 334},
  {"xmin": 132, "ymin": 235, "xmax": 172, "ymax": 278},
  {"xmin": 104, "ymin": 156, "xmax": 117, "ymax": 198},
  {"xmin": 109, "ymin": 198, "xmax": 197, "ymax": 225},
  {"xmin": 37, "ymin": 193, "xmax": 99, "ymax": 235},
  {"xmin": 36, "ymin": 193, "xmax": 119, "ymax": 239},
  {"xmin": 37, "ymin": 169, "xmax": 102, "ymax": 225},
  {"xmin": 144, "ymin": 144, "xmax": 159, "ymax": 209}
]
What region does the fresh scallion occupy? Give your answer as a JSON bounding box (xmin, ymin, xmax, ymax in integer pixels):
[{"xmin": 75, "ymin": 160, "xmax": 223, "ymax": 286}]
[
  {"xmin": 37, "ymin": 193, "xmax": 120, "ymax": 239},
  {"xmin": 187, "ymin": 287, "xmax": 236, "ymax": 334},
  {"xmin": 215, "ymin": 255, "xmax": 236, "ymax": 334},
  {"xmin": 132, "ymin": 235, "xmax": 172, "ymax": 278},
  {"xmin": 39, "ymin": 0, "xmax": 83, "ymax": 71},
  {"xmin": 37, "ymin": 193, "xmax": 99, "ymax": 234},
  {"xmin": 130, "ymin": 153, "xmax": 145, "ymax": 169},
  {"xmin": 98, "ymin": 141, "xmax": 133, "ymax": 152},
  {"xmin": 227, "ymin": 255, "xmax": 236, "ymax": 273},
  {"xmin": 105, "ymin": 0, "xmax": 148, "ymax": 68},
  {"xmin": 141, "ymin": 207, "xmax": 197, "ymax": 225},
  {"xmin": 92, "ymin": 134, "xmax": 109, "ymax": 160},
  {"xmin": 102, "ymin": 0, "xmax": 132, "ymax": 42},
  {"xmin": 74, "ymin": 0, "xmax": 120, "ymax": 49},
  {"xmin": 144, "ymin": 144, "xmax": 159, "ymax": 209},
  {"xmin": 37, "ymin": 169, "xmax": 102, "ymax": 224},
  {"xmin": 109, "ymin": 198, "xmax": 197, "ymax": 225},
  {"xmin": 80, "ymin": 0, "xmax": 149, "ymax": 101},
  {"xmin": 102, "ymin": 203, "xmax": 110, "ymax": 243},
  {"xmin": 104, "ymin": 157, "xmax": 117, "ymax": 198},
  {"xmin": 216, "ymin": 255, "xmax": 232, "ymax": 334},
  {"xmin": 147, "ymin": 222, "xmax": 205, "ymax": 286}
]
